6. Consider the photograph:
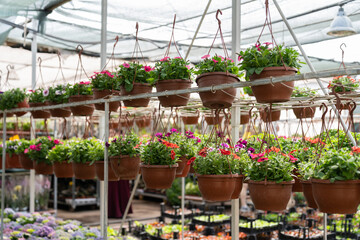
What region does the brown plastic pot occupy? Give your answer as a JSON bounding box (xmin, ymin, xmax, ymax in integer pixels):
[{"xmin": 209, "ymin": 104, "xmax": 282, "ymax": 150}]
[
  {"xmin": 29, "ymin": 102, "xmax": 51, "ymax": 119},
  {"xmin": 69, "ymin": 95, "xmax": 95, "ymax": 116},
  {"xmin": 121, "ymin": 83, "xmax": 152, "ymax": 107},
  {"xmin": 95, "ymin": 161, "xmax": 120, "ymax": 181},
  {"xmin": 0, "ymin": 112, "xmax": 14, "ymax": 118},
  {"xmin": 110, "ymin": 155, "xmax": 140, "ymax": 180},
  {"xmin": 135, "ymin": 116, "xmax": 151, "ymax": 129},
  {"xmin": 181, "ymin": 115, "xmax": 199, "ymax": 125},
  {"xmin": 301, "ymin": 180, "xmax": 317, "ymax": 209},
  {"xmin": 33, "ymin": 161, "xmax": 54, "ymax": 175},
  {"xmin": 311, "ymin": 179, "xmax": 360, "ymax": 214},
  {"xmin": 92, "ymin": 89, "xmax": 120, "ymax": 112},
  {"xmin": 231, "ymin": 175, "xmax": 244, "ymax": 199},
  {"xmin": 119, "ymin": 117, "xmax": 135, "ymax": 129},
  {"xmin": 196, "ymin": 72, "xmax": 239, "ymax": 109},
  {"xmin": 248, "ymin": 180, "xmax": 294, "ymax": 211},
  {"xmin": 197, "ymin": 174, "xmax": 236, "ymax": 201},
  {"xmin": 155, "ymin": 79, "xmax": 192, "ymax": 107},
  {"xmin": 72, "ymin": 162, "xmax": 96, "ymax": 179},
  {"xmin": 176, "ymin": 156, "xmax": 189, "ymax": 178},
  {"xmin": 260, "ymin": 109, "xmax": 281, "ymax": 122},
  {"xmin": 6, "ymin": 153, "xmax": 22, "ymax": 168},
  {"xmin": 204, "ymin": 114, "xmax": 223, "ymax": 125},
  {"xmin": 293, "ymin": 106, "xmax": 316, "ymax": 119},
  {"xmin": 240, "ymin": 113, "xmax": 250, "ymax": 125},
  {"xmin": 292, "ymin": 169, "xmax": 303, "ymax": 192},
  {"xmin": 19, "ymin": 154, "xmax": 33, "ymax": 170},
  {"xmin": 15, "ymin": 100, "xmax": 29, "ymax": 117},
  {"xmin": 140, "ymin": 164, "xmax": 178, "ymax": 189},
  {"xmin": 250, "ymin": 67, "xmax": 297, "ymax": 103},
  {"xmin": 53, "ymin": 162, "xmax": 74, "ymax": 178},
  {"xmin": 48, "ymin": 102, "xmax": 72, "ymax": 118}
]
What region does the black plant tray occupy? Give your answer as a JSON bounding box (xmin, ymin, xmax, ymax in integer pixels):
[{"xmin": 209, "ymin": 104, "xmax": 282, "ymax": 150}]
[
  {"xmin": 192, "ymin": 216, "xmax": 230, "ymax": 227},
  {"xmin": 239, "ymin": 224, "xmax": 279, "ymax": 235},
  {"xmin": 279, "ymin": 231, "xmax": 336, "ymax": 240}
]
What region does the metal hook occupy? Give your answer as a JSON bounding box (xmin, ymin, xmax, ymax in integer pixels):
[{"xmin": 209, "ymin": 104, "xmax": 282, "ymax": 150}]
[
  {"xmin": 114, "ymin": 36, "xmax": 119, "ymax": 47},
  {"xmin": 340, "ymin": 43, "xmax": 346, "ymax": 53},
  {"xmin": 320, "ymin": 103, "xmax": 328, "ymax": 119},
  {"xmin": 76, "ymin": 45, "xmax": 83, "ymax": 55},
  {"xmin": 216, "ymin": 9, "xmax": 222, "ymax": 26},
  {"xmin": 172, "ymin": 14, "xmax": 176, "ymax": 29},
  {"xmin": 349, "ymin": 100, "xmax": 356, "ymax": 115},
  {"xmin": 135, "ymin": 22, "xmax": 139, "ymax": 39},
  {"xmin": 6, "ymin": 65, "xmax": 14, "ymax": 72},
  {"xmin": 37, "ymin": 57, "xmax": 42, "ymax": 67}
]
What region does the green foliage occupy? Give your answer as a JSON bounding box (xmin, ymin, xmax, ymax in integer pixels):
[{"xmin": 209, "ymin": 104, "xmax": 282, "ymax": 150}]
[
  {"xmin": 90, "ymin": 140, "xmax": 104, "ymax": 162},
  {"xmin": 194, "ymin": 55, "xmax": 241, "ymax": 76},
  {"xmin": 291, "ymin": 86, "xmax": 317, "ymax": 98},
  {"xmin": 238, "ymin": 43, "xmax": 303, "ymax": 80},
  {"xmin": 166, "ymin": 178, "xmax": 181, "ymax": 206},
  {"xmin": 91, "ymin": 70, "xmax": 121, "ymax": 91},
  {"xmin": 28, "ymin": 88, "xmax": 47, "ymax": 103},
  {"xmin": 185, "ymin": 181, "xmax": 201, "ymax": 196},
  {"xmin": 107, "ymin": 132, "xmax": 140, "ymax": 157},
  {"xmin": 243, "ymin": 86, "xmax": 253, "ymax": 95},
  {"xmin": 0, "ymin": 88, "xmax": 26, "ymax": 110},
  {"xmin": 297, "ymin": 161, "xmax": 315, "ymax": 181},
  {"xmin": 328, "ymin": 75, "xmax": 359, "ymax": 93},
  {"xmin": 317, "ymin": 129, "xmax": 359, "ymax": 151},
  {"xmin": 69, "ymin": 138, "xmax": 100, "ymax": 164},
  {"xmin": 46, "ymin": 84, "xmax": 70, "ymax": 104},
  {"xmin": 141, "ymin": 140, "xmax": 178, "ymax": 165},
  {"xmin": 26, "ymin": 137, "xmax": 61, "ymax": 164},
  {"xmin": 153, "ymin": 57, "xmax": 191, "ymax": 82},
  {"xmin": 6, "ymin": 140, "xmax": 22, "ymax": 157},
  {"xmin": 67, "ymin": 81, "xmax": 93, "ymax": 96},
  {"xmin": 312, "ymin": 148, "xmax": 360, "ymax": 182},
  {"xmin": 14, "ymin": 139, "xmax": 31, "ymax": 155},
  {"xmin": 47, "ymin": 143, "xmax": 71, "ymax": 163},
  {"xmin": 163, "ymin": 129, "xmax": 200, "ymax": 158},
  {"xmin": 116, "ymin": 62, "xmax": 154, "ymax": 92}
]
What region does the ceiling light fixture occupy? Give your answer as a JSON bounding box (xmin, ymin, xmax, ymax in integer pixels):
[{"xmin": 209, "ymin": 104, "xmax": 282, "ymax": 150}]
[{"xmin": 327, "ymin": 5, "xmax": 356, "ymax": 37}]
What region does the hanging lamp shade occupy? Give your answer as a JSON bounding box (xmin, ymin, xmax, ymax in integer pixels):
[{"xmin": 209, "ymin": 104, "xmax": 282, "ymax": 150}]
[{"xmin": 327, "ymin": 7, "xmax": 356, "ymax": 37}]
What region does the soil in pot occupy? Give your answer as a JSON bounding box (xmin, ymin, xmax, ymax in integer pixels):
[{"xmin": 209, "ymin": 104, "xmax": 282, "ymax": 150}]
[
  {"xmin": 259, "ymin": 109, "xmax": 281, "ymax": 122},
  {"xmin": 6, "ymin": 153, "xmax": 22, "ymax": 168},
  {"xmin": 15, "ymin": 100, "xmax": 29, "ymax": 117},
  {"xmin": 248, "ymin": 180, "xmax": 294, "ymax": 211},
  {"xmin": 155, "ymin": 79, "xmax": 192, "ymax": 107},
  {"xmin": 181, "ymin": 115, "xmax": 199, "ymax": 125},
  {"xmin": 95, "ymin": 161, "xmax": 120, "ymax": 181},
  {"xmin": 197, "ymin": 174, "xmax": 236, "ymax": 201},
  {"xmin": 231, "ymin": 175, "xmax": 244, "ymax": 199},
  {"xmin": 204, "ymin": 115, "xmax": 223, "ymax": 125},
  {"xmin": 19, "ymin": 154, "xmax": 33, "ymax": 170},
  {"xmin": 110, "ymin": 155, "xmax": 140, "ymax": 180},
  {"xmin": 54, "ymin": 162, "xmax": 74, "ymax": 178},
  {"xmin": 73, "ymin": 162, "xmax": 96, "ymax": 179},
  {"xmin": 293, "ymin": 107, "xmax": 316, "ymax": 119},
  {"xmin": 121, "ymin": 83, "xmax": 152, "ymax": 108},
  {"xmin": 29, "ymin": 102, "xmax": 51, "ymax": 119},
  {"xmin": 311, "ymin": 179, "xmax": 360, "ymax": 214},
  {"xmin": 140, "ymin": 164, "xmax": 178, "ymax": 189},
  {"xmin": 33, "ymin": 161, "xmax": 54, "ymax": 175},
  {"xmin": 48, "ymin": 102, "xmax": 72, "ymax": 118},
  {"xmin": 240, "ymin": 113, "xmax": 250, "ymax": 125},
  {"xmin": 135, "ymin": 116, "xmax": 151, "ymax": 129},
  {"xmin": 93, "ymin": 89, "xmax": 120, "ymax": 112},
  {"xmin": 69, "ymin": 95, "xmax": 95, "ymax": 116},
  {"xmin": 250, "ymin": 67, "xmax": 297, "ymax": 103},
  {"xmin": 196, "ymin": 72, "xmax": 239, "ymax": 109},
  {"xmin": 301, "ymin": 180, "xmax": 317, "ymax": 209}
]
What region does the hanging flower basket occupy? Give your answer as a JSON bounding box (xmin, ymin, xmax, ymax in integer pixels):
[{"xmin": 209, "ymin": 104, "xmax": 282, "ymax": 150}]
[
  {"xmin": 248, "ymin": 180, "xmax": 294, "ymax": 211},
  {"xmin": 260, "ymin": 109, "xmax": 281, "ymax": 122},
  {"xmin": 292, "ymin": 169, "xmax": 303, "ymax": 192},
  {"xmin": 69, "ymin": 95, "xmax": 95, "ymax": 116},
  {"xmin": 72, "ymin": 162, "xmax": 96, "ymax": 180},
  {"xmin": 33, "ymin": 161, "xmax": 54, "ymax": 175},
  {"xmin": 53, "ymin": 162, "xmax": 73, "ymax": 178},
  {"xmin": 119, "ymin": 116, "xmax": 135, "ymax": 128},
  {"xmin": 6, "ymin": 153, "xmax": 22, "ymax": 168},
  {"xmin": 95, "ymin": 161, "xmax": 120, "ymax": 181},
  {"xmin": 311, "ymin": 179, "xmax": 360, "ymax": 214},
  {"xmin": 240, "ymin": 112, "xmax": 250, "ymax": 125},
  {"xmin": 135, "ymin": 116, "xmax": 151, "ymax": 129},
  {"xmin": 110, "ymin": 155, "xmax": 140, "ymax": 180},
  {"xmin": 155, "ymin": 79, "xmax": 192, "ymax": 107},
  {"xmin": 293, "ymin": 106, "xmax": 316, "ymax": 119},
  {"xmin": 181, "ymin": 112, "xmax": 199, "ymax": 125},
  {"xmin": 301, "ymin": 180, "xmax": 317, "ymax": 209},
  {"xmin": 92, "ymin": 89, "xmax": 120, "ymax": 112},
  {"xmin": 204, "ymin": 114, "xmax": 223, "ymax": 125},
  {"xmin": 197, "ymin": 174, "xmax": 235, "ymax": 201},
  {"xmin": 14, "ymin": 100, "xmax": 29, "ymax": 117},
  {"xmin": 140, "ymin": 164, "xmax": 178, "ymax": 189},
  {"xmin": 29, "ymin": 102, "xmax": 51, "ymax": 119},
  {"xmin": 46, "ymin": 85, "xmax": 71, "ymax": 118},
  {"xmin": 231, "ymin": 174, "xmax": 244, "ymax": 199},
  {"xmin": 121, "ymin": 83, "xmax": 152, "ymax": 108},
  {"xmin": 176, "ymin": 156, "xmax": 190, "ymax": 178},
  {"xmin": 48, "ymin": 102, "xmax": 72, "ymax": 118},
  {"xmin": 19, "ymin": 154, "xmax": 33, "ymax": 170},
  {"xmin": 196, "ymin": 72, "xmax": 239, "ymax": 109}
]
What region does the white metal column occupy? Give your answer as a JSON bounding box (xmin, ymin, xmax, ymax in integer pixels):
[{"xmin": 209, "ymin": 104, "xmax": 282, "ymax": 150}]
[{"xmin": 1, "ymin": 115, "xmax": 7, "ymax": 240}]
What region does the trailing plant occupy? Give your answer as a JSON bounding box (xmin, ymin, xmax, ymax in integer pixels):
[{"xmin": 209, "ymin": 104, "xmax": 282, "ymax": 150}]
[
  {"xmin": 67, "ymin": 81, "xmax": 93, "ymax": 96},
  {"xmin": 238, "ymin": 43, "xmax": 303, "ymax": 80},
  {"xmin": 297, "ymin": 161, "xmax": 315, "ymax": 181},
  {"xmin": 141, "ymin": 138, "xmax": 179, "ymax": 165},
  {"xmin": 90, "ymin": 140, "xmax": 104, "ymax": 162},
  {"xmin": 291, "ymin": 86, "xmax": 317, "ymax": 98},
  {"xmin": 116, "ymin": 62, "xmax": 154, "ymax": 92},
  {"xmin": 194, "ymin": 55, "xmax": 241, "ymax": 76},
  {"xmin": 46, "ymin": 84, "xmax": 70, "ymax": 104},
  {"xmin": 28, "ymin": 88, "xmax": 48, "ymax": 103},
  {"xmin": 14, "ymin": 139, "xmax": 31, "ymax": 156},
  {"xmin": 0, "ymin": 88, "xmax": 26, "ymax": 110},
  {"xmin": 47, "ymin": 143, "xmax": 71, "ymax": 164},
  {"xmin": 153, "ymin": 57, "xmax": 191, "ymax": 82},
  {"xmin": 69, "ymin": 138, "xmax": 99, "ymax": 165},
  {"xmin": 25, "ymin": 136, "xmax": 62, "ymax": 165},
  {"xmin": 107, "ymin": 132, "xmax": 141, "ymax": 157},
  {"xmin": 91, "ymin": 70, "xmax": 121, "ymax": 91},
  {"xmin": 328, "ymin": 75, "xmax": 359, "ymax": 93}
]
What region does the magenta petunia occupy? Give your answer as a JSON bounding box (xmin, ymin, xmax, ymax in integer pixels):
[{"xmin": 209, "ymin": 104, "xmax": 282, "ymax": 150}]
[
  {"xmin": 143, "ymin": 66, "xmax": 152, "ymax": 72},
  {"xmin": 122, "ymin": 63, "xmax": 130, "ymax": 68},
  {"xmin": 201, "ymin": 54, "xmax": 211, "ymax": 59},
  {"xmin": 212, "ymin": 59, "xmax": 218, "ymax": 63}
]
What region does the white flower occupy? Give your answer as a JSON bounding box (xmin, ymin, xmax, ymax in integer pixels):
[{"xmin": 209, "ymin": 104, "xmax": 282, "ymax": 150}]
[
  {"xmin": 13, "ymin": 146, "xmax": 18, "ymax": 150},
  {"xmin": 43, "ymin": 89, "xmax": 49, "ymax": 96},
  {"xmin": 61, "ymin": 90, "xmax": 67, "ymax": 94},
  {"xmin": 55, "ymin": 90, "xmax": 62, "ymax": 95}
]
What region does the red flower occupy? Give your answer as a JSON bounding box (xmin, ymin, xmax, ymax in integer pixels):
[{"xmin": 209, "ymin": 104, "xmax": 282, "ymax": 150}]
[
  {"xmin": 257, "ymin": 157, "xmax": 269, "ymax": 162},
  {"xmin": 187, "ymin": 157, "xmax": 196, "ymax": 165},
  {"xmin": 219, "ymin": 149, "xmax": 231, "ymax": 155},
  {"xmin": 198, "ymin": 148, "xmax": 207, "ymax": 157},
  {"xmin": 171, "ymin": 150, "xmax": 176, "ymax": 160},
  {"xmin": 232, "ymin": 153, "xmax": 240, "ymax": 160}
]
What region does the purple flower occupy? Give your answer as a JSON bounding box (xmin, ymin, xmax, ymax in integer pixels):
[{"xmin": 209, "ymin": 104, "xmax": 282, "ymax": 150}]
[
  {"xmin": 226, "ymin": 138, "xmax": 231, "ymax": 144},
  {"xmin": 195, "ymin": 137, "xmax": 201, "ymax": 143},
  {"xmin": 221, "ymin": 143, "xmax": 229, "ymax": 148},
  {"xmin": 155, "ymin": 133, "xmax": 163, "ymax": 138},
  {"xmin": 165, "ymin": 132, "xmax": 171, "ymax": 137},
  {"xmin": 105, "ymin": 142, "xmax": 110, "ymax": 148},
  {"xmin": 34, "ymin": 226, "xmax": 54, "ymax": 237},
  {"xmin": 217, "ymin": 131, "xmax": 224, "ymax": 138},
  {"xmin": 185, "ymin": 130, "xmax": 194, "ymax": 135},
  {"xmin": 170, "ymin": 128, "xmax": 178, "ymax": 133},
  {"xmin": 111, "ymin": 138, "xmax": 117, "ymax": 143},
  {"xmin": 247, "ymin": 147, "xmax": 255, "ymax": 153}
]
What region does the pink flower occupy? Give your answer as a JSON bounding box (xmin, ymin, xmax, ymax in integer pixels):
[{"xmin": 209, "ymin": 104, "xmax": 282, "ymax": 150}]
[
  {"xmin": 43, "ymin": 89, "xmax": 49, "ymax": 97},
  {"xmin": 48, "ymin": 136, "xmax": 52, "ymax": 141},
  {"xmin": 212, "ymin": 59, "xmax": 218, "ymax": 63},
  {"xmin": 101, "ymin": 70, "xmax": 114, "ymax": 78},
  {"xmin": 29, "ymin": 145, "xmax": 36, "ymax": 150},
  {"xmin": 219, "ymin": 56, "xmax": 225, "ymax": 60},
  {"xmin": 238, "ymin": 55, "xmax": 242, "ymax": 61},
  {"xmin": 143, "ymin": 66, "xmax": 152, "ymax": 72},
  {"xmin": 255, "ymin": 43, "xmax": 261, "ymax": 51},
  {"xmin": 28, "ymin": 90, "xmax": 35, "ymax": 93},
  {"xmin": 263, "ymin": 42, "xmax": 272, "ymax": 46},
  {"xmin": 174, "ymin": 57, "xmax": 182, "ymax": 59},
  {"xmin": 257, "ymin": 157, "xmax": 269, "ymax": 162},
  {"xmin": 24, "ymin": 148, "xmax": 29, "ymax": 154},
  {"xmin": 201, "ymin": 54, "xmax": 211, "ymax": 59},
  {"xmin": 54, "ymin": 139, "xmax": 60, "ymax": 144},
  {"xmin": 186, "ymin": 65, "xmax": 190, "ymax": 70},
  {"xmin": 225, "ymin": 58, "xmax": 234, "ymax": 63},
  {"xmin": 79, "ymin": 81, "xmax": 91, "ymax": 85},
  {"xmin": 122, "ymin": 63, "xmax": 130, "ymax": 68},
  {"xmin": 160, "ymin": 56, "xmax": 170, "ymax": 62}
]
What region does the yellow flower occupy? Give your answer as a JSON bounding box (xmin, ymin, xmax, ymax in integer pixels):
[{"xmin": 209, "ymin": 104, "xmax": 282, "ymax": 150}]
[
  {"xmin": 14, "ymin": 185, "xmax": 22, "ymax": 192},
  {"xmin": 12, "ymin": 193, "xmax": 18, "ymax": 201},
  {"xmin": 9, "ymin": 135, "xmax": 20, "ymax": 141},
  {"xmin": 69, "ymin": 181, "xmax": 73, "ymax": 186}
]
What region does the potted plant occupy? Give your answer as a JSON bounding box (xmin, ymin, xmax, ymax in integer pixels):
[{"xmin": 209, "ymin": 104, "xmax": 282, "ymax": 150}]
[
  {"xmin": 291, "ymin": 87, "xmax": 317, "ymax": 119},
  {"xmin": 45, "ymin": 84, "xmax": 71, "ymax": 118},
  {"xmin": 259, "ymin": 108, "xmax": 281, "ymax": 122},
  {"xmin": 181, "ymin": 108, "xmax": 199, "ymax": 125},
  {"xmin": 140, "ymin": 138, "xmax": 179, "ymax": 189},
  {"xmin": 0, "ymin": 88, "xmax": 28, "ymax": 117},
  {"xmin": 28, "ymin": 89, "xmax": 50, "ymax": 119},
  {"xmin": 93, "ymin": 140, "xmax": 119, "ymax": 181},
  {"xmin": 26, "ymin": 136, "xmax": 62, "ymax": 175},
  {"xmin": 48, "ymin": 142, "xmax": 73, "ymax": 178},
  {"xmin": 108, "ymin": 131, "xmax": 141, "ymax": 180},
  {"xmin": 201, "ymin": 108, "xmax": 224, "ymax": 126},
  {"xmin": 238, "ymin": 43, "xmax": 303, "ymax": 103},
  {"xmin": 193, "ymin": 146, "xmax": 241, "ymax": 201},
  {"xmin": 68, "ymin": 81, "xmax": 95, "ymax": 116},
  {"xmin": 194, "ymin": 55, "xmax": 241, "ymax": 109},
  {"xmin": 153, "ymin": 57, "xmax": 192, "ymax": 107},
  {"xmin": 311, "ymin": 148, "xmax": 360, "ymax": 214},
  {"xmin": 135, "ymin": 114, "xmax": 151, "ymax": 129},
  {"xmin": 69, "ymin": 138, "xmax": 97, "ymax": 179},
  {"xmin": 6, "ymin": 136, "xmax": 22, "ymax": 168},
  {"xmin": 15, "ymin": 138, "xmax": 32, "ymax": 170},
  {"xmin": 91, "ymin": 70, "xmax": 120, "ymax": 112},
  {"xmin": 328, "ymin": 75, "xmax": 359, "ymax": 94},
  {"xmin": 117, "ymin": 62, "xmax": 154, "ymax": 107},
  {"xmin": 297, "ymin": 161, "xmax": 317, "ymax": 208},
  {"xmin": 245, "ymin": 147, "xmax": 295, "ymax": 211}
]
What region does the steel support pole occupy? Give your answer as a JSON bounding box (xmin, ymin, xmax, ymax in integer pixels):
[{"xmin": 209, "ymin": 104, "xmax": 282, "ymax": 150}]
[
  {"xmin": 1, "ymin": 114, "xmax": 7, "ymax": 240},
  {"xmin": 272, "ymin": 0, "xmax": 357, "ymax": 147},
  {"xmin": 181, "ymin": 177, "xmax": 185, "ymax": 240},
  {"xmin": 101, "ymin": 102, "xmax": 109, "ymax": 239},
  {"xmin": 54, "ymin": 176, "xmax": 58, "ymax": 217}
]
